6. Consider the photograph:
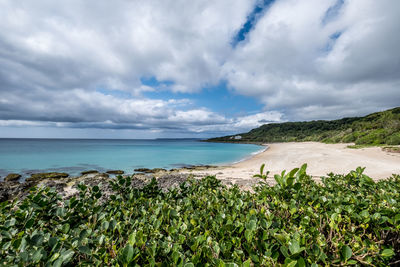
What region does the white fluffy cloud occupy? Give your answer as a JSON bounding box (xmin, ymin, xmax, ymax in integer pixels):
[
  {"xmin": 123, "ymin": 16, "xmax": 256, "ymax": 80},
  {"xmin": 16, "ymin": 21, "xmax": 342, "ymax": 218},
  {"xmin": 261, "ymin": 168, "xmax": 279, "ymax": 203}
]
[
  {"xmin": 0, "ymin": 88, "xmax": 281, "ymax": 133},
  {"xmin": 0, "ymin": 0, "xmax": 399, "ymax": 137},
  {"xmin": 224, "ymin": 0, "xmax": 400, "ymax": 120},
  {"xmin": 0, "ymin": 0, "xmax": 254, "ymax": 93}
]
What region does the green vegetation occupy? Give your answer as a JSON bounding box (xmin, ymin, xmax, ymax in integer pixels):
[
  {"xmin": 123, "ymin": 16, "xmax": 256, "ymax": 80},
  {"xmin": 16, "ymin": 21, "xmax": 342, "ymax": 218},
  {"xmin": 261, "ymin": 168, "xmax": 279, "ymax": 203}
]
[
  {"xmin": 208, "ymin": 107, "xmax": 400, "ymax": 145},
  {"xmin": 1, "ymin": 166, "xmax": 399, "ymax": 266}
]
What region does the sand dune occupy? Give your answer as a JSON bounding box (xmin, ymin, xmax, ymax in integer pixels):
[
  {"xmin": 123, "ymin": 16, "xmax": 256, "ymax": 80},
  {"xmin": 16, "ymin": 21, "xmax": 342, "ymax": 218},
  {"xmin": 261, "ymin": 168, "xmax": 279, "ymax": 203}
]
[{"xmin": 181, "ymin": 142, "xmax": 400, "ymax": 186}]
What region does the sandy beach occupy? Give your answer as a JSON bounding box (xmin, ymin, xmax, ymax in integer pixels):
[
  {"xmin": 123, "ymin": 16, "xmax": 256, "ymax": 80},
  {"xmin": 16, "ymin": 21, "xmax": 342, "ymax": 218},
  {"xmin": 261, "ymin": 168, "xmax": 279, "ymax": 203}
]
[{"xmin": 181, "ymin": 142, "xmax": 400, "ymax": 186}]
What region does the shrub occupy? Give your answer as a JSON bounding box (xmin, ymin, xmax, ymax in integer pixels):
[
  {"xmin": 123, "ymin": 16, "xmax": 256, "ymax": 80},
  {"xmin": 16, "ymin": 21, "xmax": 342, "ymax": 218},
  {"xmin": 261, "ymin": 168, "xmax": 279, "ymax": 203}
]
[
  {"xmin": 0, "ymin": 168, "xmax": 399, "ymax": 266},
  {"xmin": 387, "ymin": 133, "xmax": 400, "ymax": 145}
]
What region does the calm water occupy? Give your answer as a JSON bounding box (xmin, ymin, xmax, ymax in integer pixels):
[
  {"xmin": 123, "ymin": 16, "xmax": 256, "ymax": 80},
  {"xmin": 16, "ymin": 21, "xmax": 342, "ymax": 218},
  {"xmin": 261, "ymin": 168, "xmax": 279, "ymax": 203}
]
[{"xmin": 0, "ymin": 138, "xmax": 263, "ymax": 178}]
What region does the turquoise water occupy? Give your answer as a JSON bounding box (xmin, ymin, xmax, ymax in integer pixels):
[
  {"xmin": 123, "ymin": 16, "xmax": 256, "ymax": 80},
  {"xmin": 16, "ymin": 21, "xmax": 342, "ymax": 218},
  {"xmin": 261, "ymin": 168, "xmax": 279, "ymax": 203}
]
[{"xmin": 0, "ymin": 138, "xmax": 263, "ymax": 178}]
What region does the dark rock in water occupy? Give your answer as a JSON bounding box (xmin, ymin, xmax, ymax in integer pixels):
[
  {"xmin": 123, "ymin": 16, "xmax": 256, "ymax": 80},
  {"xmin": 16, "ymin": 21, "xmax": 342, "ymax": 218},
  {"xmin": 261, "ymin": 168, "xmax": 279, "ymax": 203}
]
[
  {"xmin": 134, "ymin": 168, "xmax": 152, "ymax": 173},
  {"xmin": 5, "ymin": 173, "xmax": 21, "ymax": 182},
  {"xmin": 26, "ymin": 172, "xmax": 69, "ymax": 182},
  {"xmin": 134, "ymin": 168, "xmax": 166, "ymax": 173},
  {"xmin": 106, "ymin": 170, "xmax": 124, "ymax": 175},
  {"xmin": 81, "ymin": 170, "xmax": 99, "ymax": 175}
]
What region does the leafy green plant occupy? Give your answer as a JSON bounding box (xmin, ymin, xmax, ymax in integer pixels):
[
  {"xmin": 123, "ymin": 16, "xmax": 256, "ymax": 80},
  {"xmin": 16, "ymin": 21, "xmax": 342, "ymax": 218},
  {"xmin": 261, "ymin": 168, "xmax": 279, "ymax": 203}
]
[
  {"xmin": 0, "ymin": 167, "xmax": 399, "ymax": 266},
  {"xmin": 253, "ymin": 163, "xmax": 270, "ymax": 180},
  {"xmin": 273, "ymin": 163, "xmax": 307, "ymax": 189}
]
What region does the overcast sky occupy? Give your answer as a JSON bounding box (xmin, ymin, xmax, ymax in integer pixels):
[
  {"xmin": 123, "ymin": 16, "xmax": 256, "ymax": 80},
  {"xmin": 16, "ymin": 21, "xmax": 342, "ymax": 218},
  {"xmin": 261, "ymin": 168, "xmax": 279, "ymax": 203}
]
[{"xmin": 0, "ymin": 0, "xmax": 399, "ymax": 138}]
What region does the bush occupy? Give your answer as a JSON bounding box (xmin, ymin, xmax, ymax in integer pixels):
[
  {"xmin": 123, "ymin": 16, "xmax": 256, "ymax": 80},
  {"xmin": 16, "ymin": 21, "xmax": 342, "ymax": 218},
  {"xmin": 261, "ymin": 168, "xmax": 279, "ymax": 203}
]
[
  {"xmin": 387, "ymin": 133, "xmax": 400, "ymax": 145},
  {"xmin": 0, "ymin": 168, "xmax": 399, "ymax": 266}
]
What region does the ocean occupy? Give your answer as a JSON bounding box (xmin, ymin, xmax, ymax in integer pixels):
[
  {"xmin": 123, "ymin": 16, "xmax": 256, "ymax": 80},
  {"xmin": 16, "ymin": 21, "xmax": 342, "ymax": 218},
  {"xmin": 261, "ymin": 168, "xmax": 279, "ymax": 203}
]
[{"xmin": 0, "ymin": 138, "xmax": 264, "ymax": 178}]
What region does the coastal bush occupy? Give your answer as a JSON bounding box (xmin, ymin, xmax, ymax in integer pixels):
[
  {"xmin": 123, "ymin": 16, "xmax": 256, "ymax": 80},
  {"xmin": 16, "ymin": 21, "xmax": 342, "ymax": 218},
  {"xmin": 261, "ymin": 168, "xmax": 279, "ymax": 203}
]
[
  {"xmin": 387, "ymin": 133, "xmax": 400, "ymax": 145},
  {"xmin": 0, "ymin": 167, "xmax": 399, "ymax": 266},
  {"xmin": 208, "ymin": 107, "xmax": 400, "ymax": 146}
]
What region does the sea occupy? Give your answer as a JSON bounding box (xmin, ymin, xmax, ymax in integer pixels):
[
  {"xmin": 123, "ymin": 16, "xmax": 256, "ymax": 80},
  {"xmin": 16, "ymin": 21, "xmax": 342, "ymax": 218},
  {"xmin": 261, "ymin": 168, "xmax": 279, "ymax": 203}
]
[{"xmin": 0, "ymin": 138, "xmax": 264, "ymax": 179}]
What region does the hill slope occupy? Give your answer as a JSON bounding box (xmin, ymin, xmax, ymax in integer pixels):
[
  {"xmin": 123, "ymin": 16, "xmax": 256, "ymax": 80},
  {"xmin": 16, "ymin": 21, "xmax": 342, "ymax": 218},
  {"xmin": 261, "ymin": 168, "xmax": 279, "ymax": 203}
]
[{"xmin": 208, "ymin": 107, "xmax": 400, "ymax": 145}]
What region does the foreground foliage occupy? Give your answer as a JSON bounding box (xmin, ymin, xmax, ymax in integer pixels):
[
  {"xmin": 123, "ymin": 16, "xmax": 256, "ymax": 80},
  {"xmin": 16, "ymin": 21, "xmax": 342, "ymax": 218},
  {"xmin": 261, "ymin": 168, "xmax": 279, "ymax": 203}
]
[
  {"xmin": 208, "ymin": 107, "xmax": 400, "ymax": 145},
  {"xmin": 1, "ymin": 166, "xmax": 399, "ymax": 266}
]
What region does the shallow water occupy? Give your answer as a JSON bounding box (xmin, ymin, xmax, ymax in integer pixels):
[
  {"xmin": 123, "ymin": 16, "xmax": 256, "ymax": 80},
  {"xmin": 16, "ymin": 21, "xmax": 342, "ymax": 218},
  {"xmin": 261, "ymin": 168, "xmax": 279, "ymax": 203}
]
[{"xmin": 0, "ymin": 138, "xmax": 263, "ymax": 178}]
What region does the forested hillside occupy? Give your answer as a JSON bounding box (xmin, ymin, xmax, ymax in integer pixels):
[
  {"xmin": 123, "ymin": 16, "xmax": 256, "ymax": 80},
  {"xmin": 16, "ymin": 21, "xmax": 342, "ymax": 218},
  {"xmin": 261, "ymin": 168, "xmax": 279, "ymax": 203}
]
[{"xmin": 208, "ymin": 107, "xmax": 400, "ymax": 145}]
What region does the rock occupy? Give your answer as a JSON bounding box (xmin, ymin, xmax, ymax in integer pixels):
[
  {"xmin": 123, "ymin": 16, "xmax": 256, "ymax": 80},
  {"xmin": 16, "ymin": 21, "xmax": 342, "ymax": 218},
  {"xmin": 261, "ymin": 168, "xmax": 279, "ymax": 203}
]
[
  {"xmin": 0, "ymin": 180, "xmax": 35, "ymax": 203},
  {"xmin": 94, "ymin": 173, "xmax": 109, "ymax": 179},
  {"xmin": 81, "ymin": 170, "xmax": 99, "ymax": 175},
  {"xmin": 106, "ymin": 170, "xmax": 124, "ymax": 175},
  {"xmin": 43, "ymin": 180, "xmax": 67, "ymax": 192},
  {"xmin": 157, "ymin": 174, "xmax": 188, "ymax": 191},
  {"xmin": 4, "ymin": 173, "xmax": 21, "ymax": 182},
  {"xmin": 26, "ymin": 172, "xmax": 69, "ymax": 182},
  {"xmin": 152, "ymin": 168, "xmax": 167, "ymax": 173},
  {"xmin": 134, "ymin": 168, "xmax": 153, "ymax": 173},
  {"xmin": 134, "ymin": 168, "xmax": 167, "ymax": 173}
]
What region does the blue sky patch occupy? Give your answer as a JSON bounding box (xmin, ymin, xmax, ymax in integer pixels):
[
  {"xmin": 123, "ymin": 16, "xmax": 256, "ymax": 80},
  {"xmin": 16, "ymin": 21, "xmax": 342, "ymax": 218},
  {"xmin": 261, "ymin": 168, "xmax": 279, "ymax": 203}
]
[
  {"xmin": 323, "ymin": 31, "xmax": 343, "ymax": 52},
  {"xmin": 143, "ymin": 81, "xmax": 263, "ymax": 117},
  {"xmin": 140, "ymin": 76, "xmax": 174, "ymax": 88},
  {"xmin": 322, "ymin": 0, "xmax": 344, "ymax": 25},
  {"xmin": 232, "ymin": 0, "xmax": 276, "ymax": 47}
]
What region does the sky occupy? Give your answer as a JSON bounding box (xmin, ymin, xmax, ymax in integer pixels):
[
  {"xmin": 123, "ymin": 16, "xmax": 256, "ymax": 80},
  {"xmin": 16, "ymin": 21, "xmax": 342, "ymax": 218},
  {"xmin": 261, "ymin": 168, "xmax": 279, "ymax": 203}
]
[{"xmin": 0, "ymin": 0, "xmax": 399, "ymax": 139}]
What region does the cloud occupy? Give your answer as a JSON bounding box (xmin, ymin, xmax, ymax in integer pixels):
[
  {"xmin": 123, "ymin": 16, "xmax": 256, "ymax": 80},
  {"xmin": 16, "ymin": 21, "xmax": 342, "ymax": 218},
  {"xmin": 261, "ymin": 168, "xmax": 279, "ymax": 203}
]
[
  {"xmin": 0, "ymin": 0, "xmax": 255, "ymax": 93},
  {"xmin": 223, "ymin": 0, "xmax": 400, "ymax": 120},
  {"xmin": 0, "ymin": 0, "xmax": 399, "ymax": 138},
  {"xmin": 0, "ymin": 87, "xmax": 282, "ymax": 133}
]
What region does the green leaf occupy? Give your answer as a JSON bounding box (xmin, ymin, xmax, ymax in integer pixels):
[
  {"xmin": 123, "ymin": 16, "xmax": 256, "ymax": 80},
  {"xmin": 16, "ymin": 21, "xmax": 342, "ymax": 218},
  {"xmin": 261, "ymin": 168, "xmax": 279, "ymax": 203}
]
[
  {"xmin": 244, "ymin": 229, "xmax": 253, "ymax": 242},
  {"xmin": 20, "ymin": 251, "xmax": 29, "ymax": 262},
  {"xmin": 60, "ymin": 249, "xmax": 75, "ymax": 263},
  {"xmin": 288, "ymin": 168, "xmax": 299, "ymax": 178},
  {"xmin": 62, "ymin": 223, "xmax": 70, "ymax": 234},
  {"xmin": 246, "ymin": 220, "xmax": 257, "ymax": 231},
  {"xmin": 49, "ymin": 237, "xmax": 58, "ymax": 249},
  {"xmin": 25, "ymin": 218, "xmax": 35, "ymax": 228},
  {"xmin": 102, "ymin": 221, "xmax": 109, "ymax": 231},
  {"xmin": 31, "ymin": 234, "xmax": 44, "ymax": 246},
  {"xmin": 78, "ymin": 245, "xmax": 91, "ymax": 255},
  {"xmin": 242, "ymin": 258, "xmax": 251, "ymax": 267},
  {"xmin": 49, "ymin": 252, "xmax": 60, "ymax": 262},
  {"xmin": 285, "ymin": 259, "xmax": 297, "ymax": 267},
  {"xmin": 32, "ymin": 249, "xmax": 43, "ymax": 262},
  {"xmin": 288, "ymin": 240, "xmax": 302, "ymax": 255},
  {"xmin": 297, "ymin": 257, "xmax": 306, "ymax": 267},
  {"xmin": 121, "ymin": 245, "xmax": 134, "ymax": 263},
  {"xmin": 341, "ymin": 245, "xmax": 352, "ymax": 261},
  {"xmin": 381, "ymin": 248, "xmax": 395, "ymax": 257}
]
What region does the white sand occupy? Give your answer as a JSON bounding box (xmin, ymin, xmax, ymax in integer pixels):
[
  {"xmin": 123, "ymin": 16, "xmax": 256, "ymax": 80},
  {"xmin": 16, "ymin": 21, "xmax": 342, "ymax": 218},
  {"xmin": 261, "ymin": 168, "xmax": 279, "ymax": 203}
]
[{"xmin": 181, "ymin": 142, "xmax": 400, "ymax": 184}]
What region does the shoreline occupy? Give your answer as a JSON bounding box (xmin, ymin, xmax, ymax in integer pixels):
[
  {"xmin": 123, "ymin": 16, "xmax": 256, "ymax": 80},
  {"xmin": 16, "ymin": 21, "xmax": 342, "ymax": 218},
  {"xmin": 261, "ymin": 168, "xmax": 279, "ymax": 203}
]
[
  {"xmin": 222, "ymin": 144, "xmax": 269, "ymax": 166},
  {"xmin": 179, "ymin": 142, "xmax": 400, "ymax": 183},
  {"xmin": 1, "ymin": 141, "xmax": 400, "ymax": 201},
  {"xmin": 2, "ymin": 142, "xmax": 399, "ymax": 184}
]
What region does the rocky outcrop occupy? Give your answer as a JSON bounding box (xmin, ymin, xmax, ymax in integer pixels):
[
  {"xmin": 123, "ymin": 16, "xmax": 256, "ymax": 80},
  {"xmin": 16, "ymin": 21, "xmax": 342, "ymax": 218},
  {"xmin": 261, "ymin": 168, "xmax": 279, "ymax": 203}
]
[
  {"xmin": 81, "ymin": 170, "xmax": 99, "ymax": 175},
  {"xmin": 26, "ymin": 172, "xmax": 69, "ymax": 182},
  {"xmin": 94, "ymin": 173, "xmax": 109, "ymax": 178},
  {"xmin": 0, "ymin": 171, "xmax": 191, "ymax": 204},
  {"xmin": 0, "ymin": 180, "xmax": 36, "ymax": 203},
  {"xmin": 4, "ymin": 173, "xmax": 21, "ymax": 182},
  {"xmin": 106, "ymin": 170, "xmax": 124, "ymax": 175},
  {"xmin": 134, "ymin": 168, "xmax": 167, "ymax": 173}
]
